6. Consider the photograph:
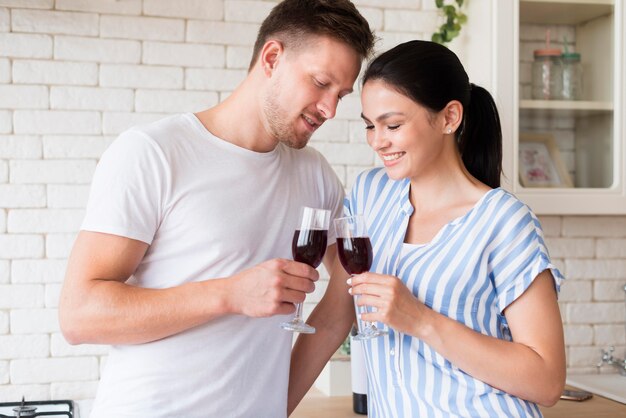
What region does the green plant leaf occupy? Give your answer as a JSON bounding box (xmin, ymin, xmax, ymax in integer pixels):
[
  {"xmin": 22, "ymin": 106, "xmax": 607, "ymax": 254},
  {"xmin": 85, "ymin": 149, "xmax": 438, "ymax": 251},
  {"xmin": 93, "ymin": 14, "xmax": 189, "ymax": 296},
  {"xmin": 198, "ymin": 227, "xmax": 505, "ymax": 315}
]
[
  {"xmin": 432, "ymin": 0, "xmax": 466, "ymax": 45},
  {"xmin": 340, "ymin": 336, "xmax": 351, "ymax": 355},
  {"xmin": 443, "ymin": 5, "xmax": 455, "ymax": 15}
]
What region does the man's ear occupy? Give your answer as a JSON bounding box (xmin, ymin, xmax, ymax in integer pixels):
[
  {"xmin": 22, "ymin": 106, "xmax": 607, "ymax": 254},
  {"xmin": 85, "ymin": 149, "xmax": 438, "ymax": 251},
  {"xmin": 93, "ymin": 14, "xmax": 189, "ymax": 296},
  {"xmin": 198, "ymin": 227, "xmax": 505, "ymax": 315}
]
[{"xmin": 259, "ymin": 39, "xmax": 284, "ymax": 77}]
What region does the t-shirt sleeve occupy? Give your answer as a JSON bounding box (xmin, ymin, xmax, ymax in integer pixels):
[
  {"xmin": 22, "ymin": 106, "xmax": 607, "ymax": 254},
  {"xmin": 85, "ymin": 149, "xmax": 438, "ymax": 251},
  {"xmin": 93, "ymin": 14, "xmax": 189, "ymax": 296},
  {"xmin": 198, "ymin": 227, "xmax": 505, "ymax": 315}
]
[
  {"xmin": 81, "ymin": 129, "xmax": 169, "ymax": 245},
  {"xmin": 489, "ymin": 204, "xmax": 564, "ymax": 314}
]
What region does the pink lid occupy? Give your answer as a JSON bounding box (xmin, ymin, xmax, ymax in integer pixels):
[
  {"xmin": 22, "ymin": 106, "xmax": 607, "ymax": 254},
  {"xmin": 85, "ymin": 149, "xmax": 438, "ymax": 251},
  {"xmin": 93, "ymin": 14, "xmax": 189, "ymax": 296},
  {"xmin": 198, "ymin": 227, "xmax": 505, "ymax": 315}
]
[
  {"xmin": 534, "ymin": 29, "xmax": 561, "ymax": 57},
  {"xmin": 534, "ymin": 48, "xmax": 562, "ymax": 57}
]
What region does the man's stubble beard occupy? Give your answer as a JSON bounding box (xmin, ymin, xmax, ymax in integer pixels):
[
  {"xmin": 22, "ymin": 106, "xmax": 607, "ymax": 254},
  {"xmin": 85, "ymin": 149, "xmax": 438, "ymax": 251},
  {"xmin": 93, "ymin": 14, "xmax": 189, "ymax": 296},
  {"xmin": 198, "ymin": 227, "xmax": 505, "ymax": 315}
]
[{"xmin": 262, "ymin": 81, "xmax": 311, "ymax": 150}]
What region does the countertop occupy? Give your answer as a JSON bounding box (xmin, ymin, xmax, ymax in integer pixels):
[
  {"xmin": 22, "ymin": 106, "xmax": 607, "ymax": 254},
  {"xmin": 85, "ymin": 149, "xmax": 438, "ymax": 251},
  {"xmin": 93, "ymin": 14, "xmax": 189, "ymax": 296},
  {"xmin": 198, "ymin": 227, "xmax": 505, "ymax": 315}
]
[{"xmin": 291, "ymin": 386, "xmax": 626, "ymax": 418}]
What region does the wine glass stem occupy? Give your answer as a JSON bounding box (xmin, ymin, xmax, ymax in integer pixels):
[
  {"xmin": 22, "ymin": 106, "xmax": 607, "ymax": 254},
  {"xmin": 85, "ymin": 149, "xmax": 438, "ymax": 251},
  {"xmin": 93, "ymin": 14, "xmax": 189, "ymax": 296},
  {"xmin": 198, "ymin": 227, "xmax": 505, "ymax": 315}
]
[
  {"xmin": 293, "ymin": 302, "xmax": 304, "ymax": 321},
  {"xmin": 353, "ymin": 294, "xmax": 375, "ymax": 332}
]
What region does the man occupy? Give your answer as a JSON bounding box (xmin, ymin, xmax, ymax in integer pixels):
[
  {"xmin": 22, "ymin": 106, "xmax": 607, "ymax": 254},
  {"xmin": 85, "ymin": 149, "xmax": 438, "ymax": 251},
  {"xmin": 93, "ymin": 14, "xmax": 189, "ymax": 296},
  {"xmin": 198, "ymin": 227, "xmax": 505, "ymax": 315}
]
[{"xmin": 58, "ymin": 1, "xmax": 374, "ymax": 417}]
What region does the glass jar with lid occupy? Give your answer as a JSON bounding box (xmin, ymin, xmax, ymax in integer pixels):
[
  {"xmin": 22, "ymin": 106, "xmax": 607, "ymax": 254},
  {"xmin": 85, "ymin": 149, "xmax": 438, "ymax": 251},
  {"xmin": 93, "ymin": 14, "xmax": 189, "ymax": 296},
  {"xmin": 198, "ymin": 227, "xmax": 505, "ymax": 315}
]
[
  {"xmin": 561, "ymin": 51, "xmax": 583, "ymax": 100},
  {"xmin": 531, "ymin": 47, "xmax": 563, "ymax": 100}
]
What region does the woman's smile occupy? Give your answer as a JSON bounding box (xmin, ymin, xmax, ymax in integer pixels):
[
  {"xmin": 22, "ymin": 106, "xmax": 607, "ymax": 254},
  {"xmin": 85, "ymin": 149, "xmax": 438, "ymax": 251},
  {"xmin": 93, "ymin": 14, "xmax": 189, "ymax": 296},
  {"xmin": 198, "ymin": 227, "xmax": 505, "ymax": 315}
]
[{"xmin": 380, "ymin": 151, "xmax": 406, "ymax": 165}]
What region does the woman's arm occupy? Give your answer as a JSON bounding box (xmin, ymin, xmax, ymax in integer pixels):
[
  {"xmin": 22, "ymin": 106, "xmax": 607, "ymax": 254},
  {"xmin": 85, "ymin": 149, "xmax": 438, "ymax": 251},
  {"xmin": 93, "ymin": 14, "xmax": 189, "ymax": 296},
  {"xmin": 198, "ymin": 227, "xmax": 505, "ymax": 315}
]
[{"xmin": 350, "ymin": 269, "xmax": 566, "ymax": 406}]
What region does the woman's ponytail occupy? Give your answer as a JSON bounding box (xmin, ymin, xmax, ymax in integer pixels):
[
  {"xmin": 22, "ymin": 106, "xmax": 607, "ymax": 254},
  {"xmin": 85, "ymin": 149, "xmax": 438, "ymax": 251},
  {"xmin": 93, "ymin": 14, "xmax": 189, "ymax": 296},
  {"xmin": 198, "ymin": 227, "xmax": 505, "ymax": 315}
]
[{"xmin": 458, "ymin": 84, "xmax": 502, "ymax": 188}]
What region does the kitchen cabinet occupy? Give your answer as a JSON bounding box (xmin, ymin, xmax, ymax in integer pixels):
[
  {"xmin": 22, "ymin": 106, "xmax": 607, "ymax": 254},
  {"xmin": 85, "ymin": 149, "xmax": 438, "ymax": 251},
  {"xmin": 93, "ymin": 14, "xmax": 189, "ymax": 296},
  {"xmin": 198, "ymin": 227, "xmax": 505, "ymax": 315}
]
[{"xmin": 494, "ymin": 0, "xmax": 626, "ymax": 213}]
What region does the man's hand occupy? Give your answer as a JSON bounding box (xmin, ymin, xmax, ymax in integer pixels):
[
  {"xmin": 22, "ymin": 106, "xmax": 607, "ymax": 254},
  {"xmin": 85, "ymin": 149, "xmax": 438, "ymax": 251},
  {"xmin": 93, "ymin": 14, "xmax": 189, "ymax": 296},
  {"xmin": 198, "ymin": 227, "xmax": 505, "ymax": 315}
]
[{"xmin": 227, "ymin": 258, "xmax": 319, "ymax": 317}]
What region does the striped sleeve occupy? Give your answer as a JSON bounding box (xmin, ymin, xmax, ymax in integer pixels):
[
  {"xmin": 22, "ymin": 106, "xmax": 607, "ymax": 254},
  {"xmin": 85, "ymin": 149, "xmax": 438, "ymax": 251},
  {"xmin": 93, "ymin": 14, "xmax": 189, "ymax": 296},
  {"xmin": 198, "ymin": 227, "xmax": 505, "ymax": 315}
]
[{"xmin": 489, "ymin": 198, "xmax": 565, "ymax": 314}]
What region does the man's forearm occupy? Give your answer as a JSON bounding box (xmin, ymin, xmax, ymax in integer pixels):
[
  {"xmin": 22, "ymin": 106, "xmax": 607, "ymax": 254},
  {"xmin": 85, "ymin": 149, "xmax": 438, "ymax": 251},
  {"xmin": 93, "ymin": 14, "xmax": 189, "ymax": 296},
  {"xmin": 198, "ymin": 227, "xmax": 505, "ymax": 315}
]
[{"xmin": 60, "ymin": 278, "xmax": 233, "ymax": 345}]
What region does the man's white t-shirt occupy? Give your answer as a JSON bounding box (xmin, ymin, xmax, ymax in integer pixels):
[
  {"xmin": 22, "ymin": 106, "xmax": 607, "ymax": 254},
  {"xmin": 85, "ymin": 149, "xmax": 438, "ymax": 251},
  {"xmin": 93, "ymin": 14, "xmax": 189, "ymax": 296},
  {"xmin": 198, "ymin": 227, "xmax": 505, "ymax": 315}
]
[{"xmin": 83, "ymin": 113, "xmax": 344, "ymax": 418}]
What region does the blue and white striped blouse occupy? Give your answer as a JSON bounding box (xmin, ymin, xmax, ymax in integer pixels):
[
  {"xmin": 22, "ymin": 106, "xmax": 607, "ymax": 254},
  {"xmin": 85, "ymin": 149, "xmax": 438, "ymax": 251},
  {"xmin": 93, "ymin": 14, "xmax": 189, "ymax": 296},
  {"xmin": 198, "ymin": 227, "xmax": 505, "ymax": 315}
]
[{"xmin": 345, "ymin": 167, "xmax": 564, "ymax": 418}]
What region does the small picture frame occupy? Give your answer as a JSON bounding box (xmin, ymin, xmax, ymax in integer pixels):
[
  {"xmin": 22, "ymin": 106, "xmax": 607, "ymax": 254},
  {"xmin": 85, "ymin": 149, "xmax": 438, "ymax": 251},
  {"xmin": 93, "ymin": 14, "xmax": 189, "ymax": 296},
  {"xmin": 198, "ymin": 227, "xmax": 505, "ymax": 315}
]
[{"xmin": 518, "ymin": 133, "xmax": 573, "ymax": 188}]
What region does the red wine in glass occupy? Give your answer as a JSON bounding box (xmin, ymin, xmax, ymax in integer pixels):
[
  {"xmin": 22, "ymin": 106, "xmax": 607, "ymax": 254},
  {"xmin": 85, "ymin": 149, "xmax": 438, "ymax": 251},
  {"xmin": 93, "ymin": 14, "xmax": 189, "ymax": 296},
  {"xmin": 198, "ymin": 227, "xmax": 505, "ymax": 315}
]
[
  {"xmin": 337, "ymin": 237, "xmax": 372, "ymax": 274},
  {"xmin": 293, "ymin": 229, "xmax": 328, "ymax": 268},
  {"xmin": 334, "ymin": 215, "xmax": 387, "ymax": 341},
  {"xmin": 281, "ymin": 207, "xmax": 330, "ymax": 334}
]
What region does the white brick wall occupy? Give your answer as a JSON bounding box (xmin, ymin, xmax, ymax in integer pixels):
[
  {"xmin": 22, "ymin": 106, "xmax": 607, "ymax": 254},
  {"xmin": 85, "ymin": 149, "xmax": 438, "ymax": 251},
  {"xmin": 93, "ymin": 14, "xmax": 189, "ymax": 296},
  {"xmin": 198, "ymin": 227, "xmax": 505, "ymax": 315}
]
[
  {"xmin": 0, "ymin": 85, "xmax": 48, "ymax": 109},
  {"xmin": 45, "ymin": 233, "xmax": 76, "ymax": 259},
  {"xmin": 0, "ymin": 260, "xmax": 9, "ymax": 283},
  {"xmin": 43, "ymin": 137, "xmax": 113, "ymax": 159},
  {"xmin": 0, "ymin": 335, "xmax": 49, "ymax": 359},
  {"xmin": 100, "ymin": 63, "xmax": 183, "ymax": 89},
  {"xmin": 0, "ymin": 361, "xmax": 8, "ymax": 384},
  {"xmin": 0, "ymin": 1, "xmax": 54, "ymax": 9},
  {"xmin": 0, "ymin": 235, "xmax": 44, "ymax": 259},
  {"xmin": 11, "ymin": 9, "xmax": 99, "ymax": 36},
  {"xmin": 11, "ymin": 259, "xmax": 67, "ymax": 283},
  {"xmin": 135, "ymin": 89, "xmax": 219, "ymax": 113},
  {"xmin": 0, "ymin": 185, "xmax": 46, "ymax": 208},
  {"xmin": 384, "ymin": 9, "xmax": 439, "ymax": 34},
  {"xmin": 46, "ymin": 185, "xmax": 91, "ymax": 207},
  {"xmin": 0, "ymin": 0, "xmax": 624, "ymax": 410},
  {"xmin": 143, "ymin": 41, "xmax": 225, "ymax": 68},
  {"xmin": 0, "ymin": 136, "xmax": 42, "ymax": 158},
  {"xmin": 0, "ymin": 33, "xmax": 53, "ymax": 58},
  {"xmin": 0, "ymin": 59, "xmax": 10, "ymax": 83},
  {"xmin": 100, "ymin": 15, "xmax": 185, "ymax": 41},
  {"xmin": 0, "ymin": 110, "xmax": 11, "ymax": 133},
  {"xmin": 185, "ymin": 68, "xmax": 246, "ymax": 91},
  {"xmin": 0, "ymin": 209, "xmax": 6, "ymax": 232},
  {"xmin": 50, "ymin": 87, "xmax": 134, "ymax": 111},
  {"xmin": 0, "ymin": 310, "xmax": 8, "ymax": 333},
  {"xmin": 143, "ymin": 0, "xmax": 224, "ymax": 20},
  {"xmin": 54, "ymin": 36, "xmax": 141, "ymax": 63},
  {"xmin": 13, "ymin": 60, "xmax": 99, "ymax": 85},
  {"xmin": 186, "ymin": 20, "xmax": 259, "ymax": 45},
  {"xmin": 10, "ymin": 357, "xmax": 98, "ymax": 384},
  {"xmin": 55, "ymin": 0, "xmax": 142, "ymax": 15},
  {"xmin": 0, "ymin": 7, "xmax": 9, "ymax": 32},
  {"xmin": 0, "ymin": 285, "xmax": 45, "ymax": 309},
  {"xmin": 10, "ymin": 160, "xmax": 96, "ymax": 184}
]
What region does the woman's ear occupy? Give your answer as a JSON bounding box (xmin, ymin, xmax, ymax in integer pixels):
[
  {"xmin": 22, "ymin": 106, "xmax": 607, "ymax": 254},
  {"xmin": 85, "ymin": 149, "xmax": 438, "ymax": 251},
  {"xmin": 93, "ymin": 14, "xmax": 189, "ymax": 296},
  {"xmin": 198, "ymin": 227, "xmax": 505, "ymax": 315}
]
[
  {"xmin": 259, "ymin": 39, "xmax": 284, "ymax": 77},
  {"xmin": 442, "ymin": 100, "xmax": 463, "ymax": 135}
]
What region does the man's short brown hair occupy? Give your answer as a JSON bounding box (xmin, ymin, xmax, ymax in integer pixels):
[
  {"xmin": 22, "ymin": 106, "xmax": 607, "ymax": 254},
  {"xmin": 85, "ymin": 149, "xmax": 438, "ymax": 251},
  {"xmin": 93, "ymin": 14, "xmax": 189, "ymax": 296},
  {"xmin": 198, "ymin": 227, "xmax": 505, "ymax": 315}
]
[{"xmin": 249, "ymin": 0, "xmax": 375, "ymax": 70}]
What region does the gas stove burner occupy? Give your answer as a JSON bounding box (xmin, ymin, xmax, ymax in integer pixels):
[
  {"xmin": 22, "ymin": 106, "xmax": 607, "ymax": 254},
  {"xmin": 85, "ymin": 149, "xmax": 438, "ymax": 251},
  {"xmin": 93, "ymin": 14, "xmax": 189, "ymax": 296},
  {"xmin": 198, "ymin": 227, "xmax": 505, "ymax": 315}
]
[
  {"xmin": 12, "ymin": 398, "xmax": 37, "ymax": 417},
  {"xmin": 0, "ymin": 398, "xmax": 73, "ymax": 418}
]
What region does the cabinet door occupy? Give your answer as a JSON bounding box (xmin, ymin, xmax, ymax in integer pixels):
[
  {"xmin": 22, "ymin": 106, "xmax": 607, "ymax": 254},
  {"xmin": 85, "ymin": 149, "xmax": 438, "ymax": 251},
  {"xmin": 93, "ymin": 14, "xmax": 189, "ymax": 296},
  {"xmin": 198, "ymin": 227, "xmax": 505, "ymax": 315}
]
[{"xmin": 495, "ymin": 0, "xmax": 626, "ymax": 214}]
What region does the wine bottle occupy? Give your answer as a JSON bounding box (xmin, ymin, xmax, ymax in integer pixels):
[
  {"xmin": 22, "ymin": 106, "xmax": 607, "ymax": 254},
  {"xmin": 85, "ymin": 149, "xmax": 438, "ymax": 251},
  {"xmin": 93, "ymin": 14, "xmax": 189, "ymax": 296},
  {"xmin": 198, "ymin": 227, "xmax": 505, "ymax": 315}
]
[{"xmin": 350, "ymin": 326, "xmax": 367, "ymax": 415}]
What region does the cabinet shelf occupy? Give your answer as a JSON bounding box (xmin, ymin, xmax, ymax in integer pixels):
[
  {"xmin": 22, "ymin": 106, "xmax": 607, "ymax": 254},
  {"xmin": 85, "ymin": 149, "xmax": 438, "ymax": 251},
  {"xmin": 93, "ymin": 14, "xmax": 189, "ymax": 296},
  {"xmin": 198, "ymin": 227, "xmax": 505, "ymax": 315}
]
[
  {"xmin": 520, "ymin": 0, "xmax": 613, "ymax": 25},
  {"xmin": 520, "ymin": 99, "xmax": 613, "ymax": 117}
]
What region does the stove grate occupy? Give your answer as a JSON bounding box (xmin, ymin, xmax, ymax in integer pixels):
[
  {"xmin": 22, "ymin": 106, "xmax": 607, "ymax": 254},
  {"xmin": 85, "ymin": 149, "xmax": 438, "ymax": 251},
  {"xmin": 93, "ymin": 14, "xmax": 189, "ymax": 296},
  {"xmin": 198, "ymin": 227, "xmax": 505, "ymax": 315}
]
[{"xmin": 0, "ymin": 400, "xmax": 73, "ymax": 418}]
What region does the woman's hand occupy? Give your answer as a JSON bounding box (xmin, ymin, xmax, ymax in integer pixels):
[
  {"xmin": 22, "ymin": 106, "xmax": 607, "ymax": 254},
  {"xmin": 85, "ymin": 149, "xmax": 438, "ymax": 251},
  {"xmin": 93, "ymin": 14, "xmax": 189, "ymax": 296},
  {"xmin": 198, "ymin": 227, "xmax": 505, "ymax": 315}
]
[{"xmin": 349, "ymin": 272, "xmax": 430, "ymax": 337}]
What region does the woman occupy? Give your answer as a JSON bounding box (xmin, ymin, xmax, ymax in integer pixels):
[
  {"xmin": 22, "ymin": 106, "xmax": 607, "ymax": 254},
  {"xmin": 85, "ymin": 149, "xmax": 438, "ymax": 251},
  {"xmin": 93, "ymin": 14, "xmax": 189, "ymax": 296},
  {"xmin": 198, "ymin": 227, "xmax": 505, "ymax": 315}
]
[{"xmin": 346, "ymin": 40, "xmax": 566, "ymax": 417}]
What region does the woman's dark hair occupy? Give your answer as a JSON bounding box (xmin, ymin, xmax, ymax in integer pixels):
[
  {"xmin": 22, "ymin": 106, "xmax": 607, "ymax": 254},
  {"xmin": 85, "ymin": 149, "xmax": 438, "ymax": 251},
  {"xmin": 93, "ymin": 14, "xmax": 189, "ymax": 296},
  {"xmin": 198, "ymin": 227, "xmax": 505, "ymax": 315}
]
[
  {"xmin": 362, "ymin": 40, "xmax": 502, "ymax": 188},
  {"xmin": 249, "ymin": 0, "xmax": 375, "ymax": 70}
]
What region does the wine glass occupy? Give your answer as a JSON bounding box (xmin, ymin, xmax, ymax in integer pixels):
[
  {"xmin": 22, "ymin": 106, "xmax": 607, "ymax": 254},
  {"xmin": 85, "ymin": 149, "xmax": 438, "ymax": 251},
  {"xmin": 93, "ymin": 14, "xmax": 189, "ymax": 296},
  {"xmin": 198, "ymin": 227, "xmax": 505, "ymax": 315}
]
[
  {"xmin": 280, "ymin": 206, "xmax": 330, "ymax": 334},
  {"xmin": 334, "ymin": 215, "xmax": 387, "ymax": 340}
]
